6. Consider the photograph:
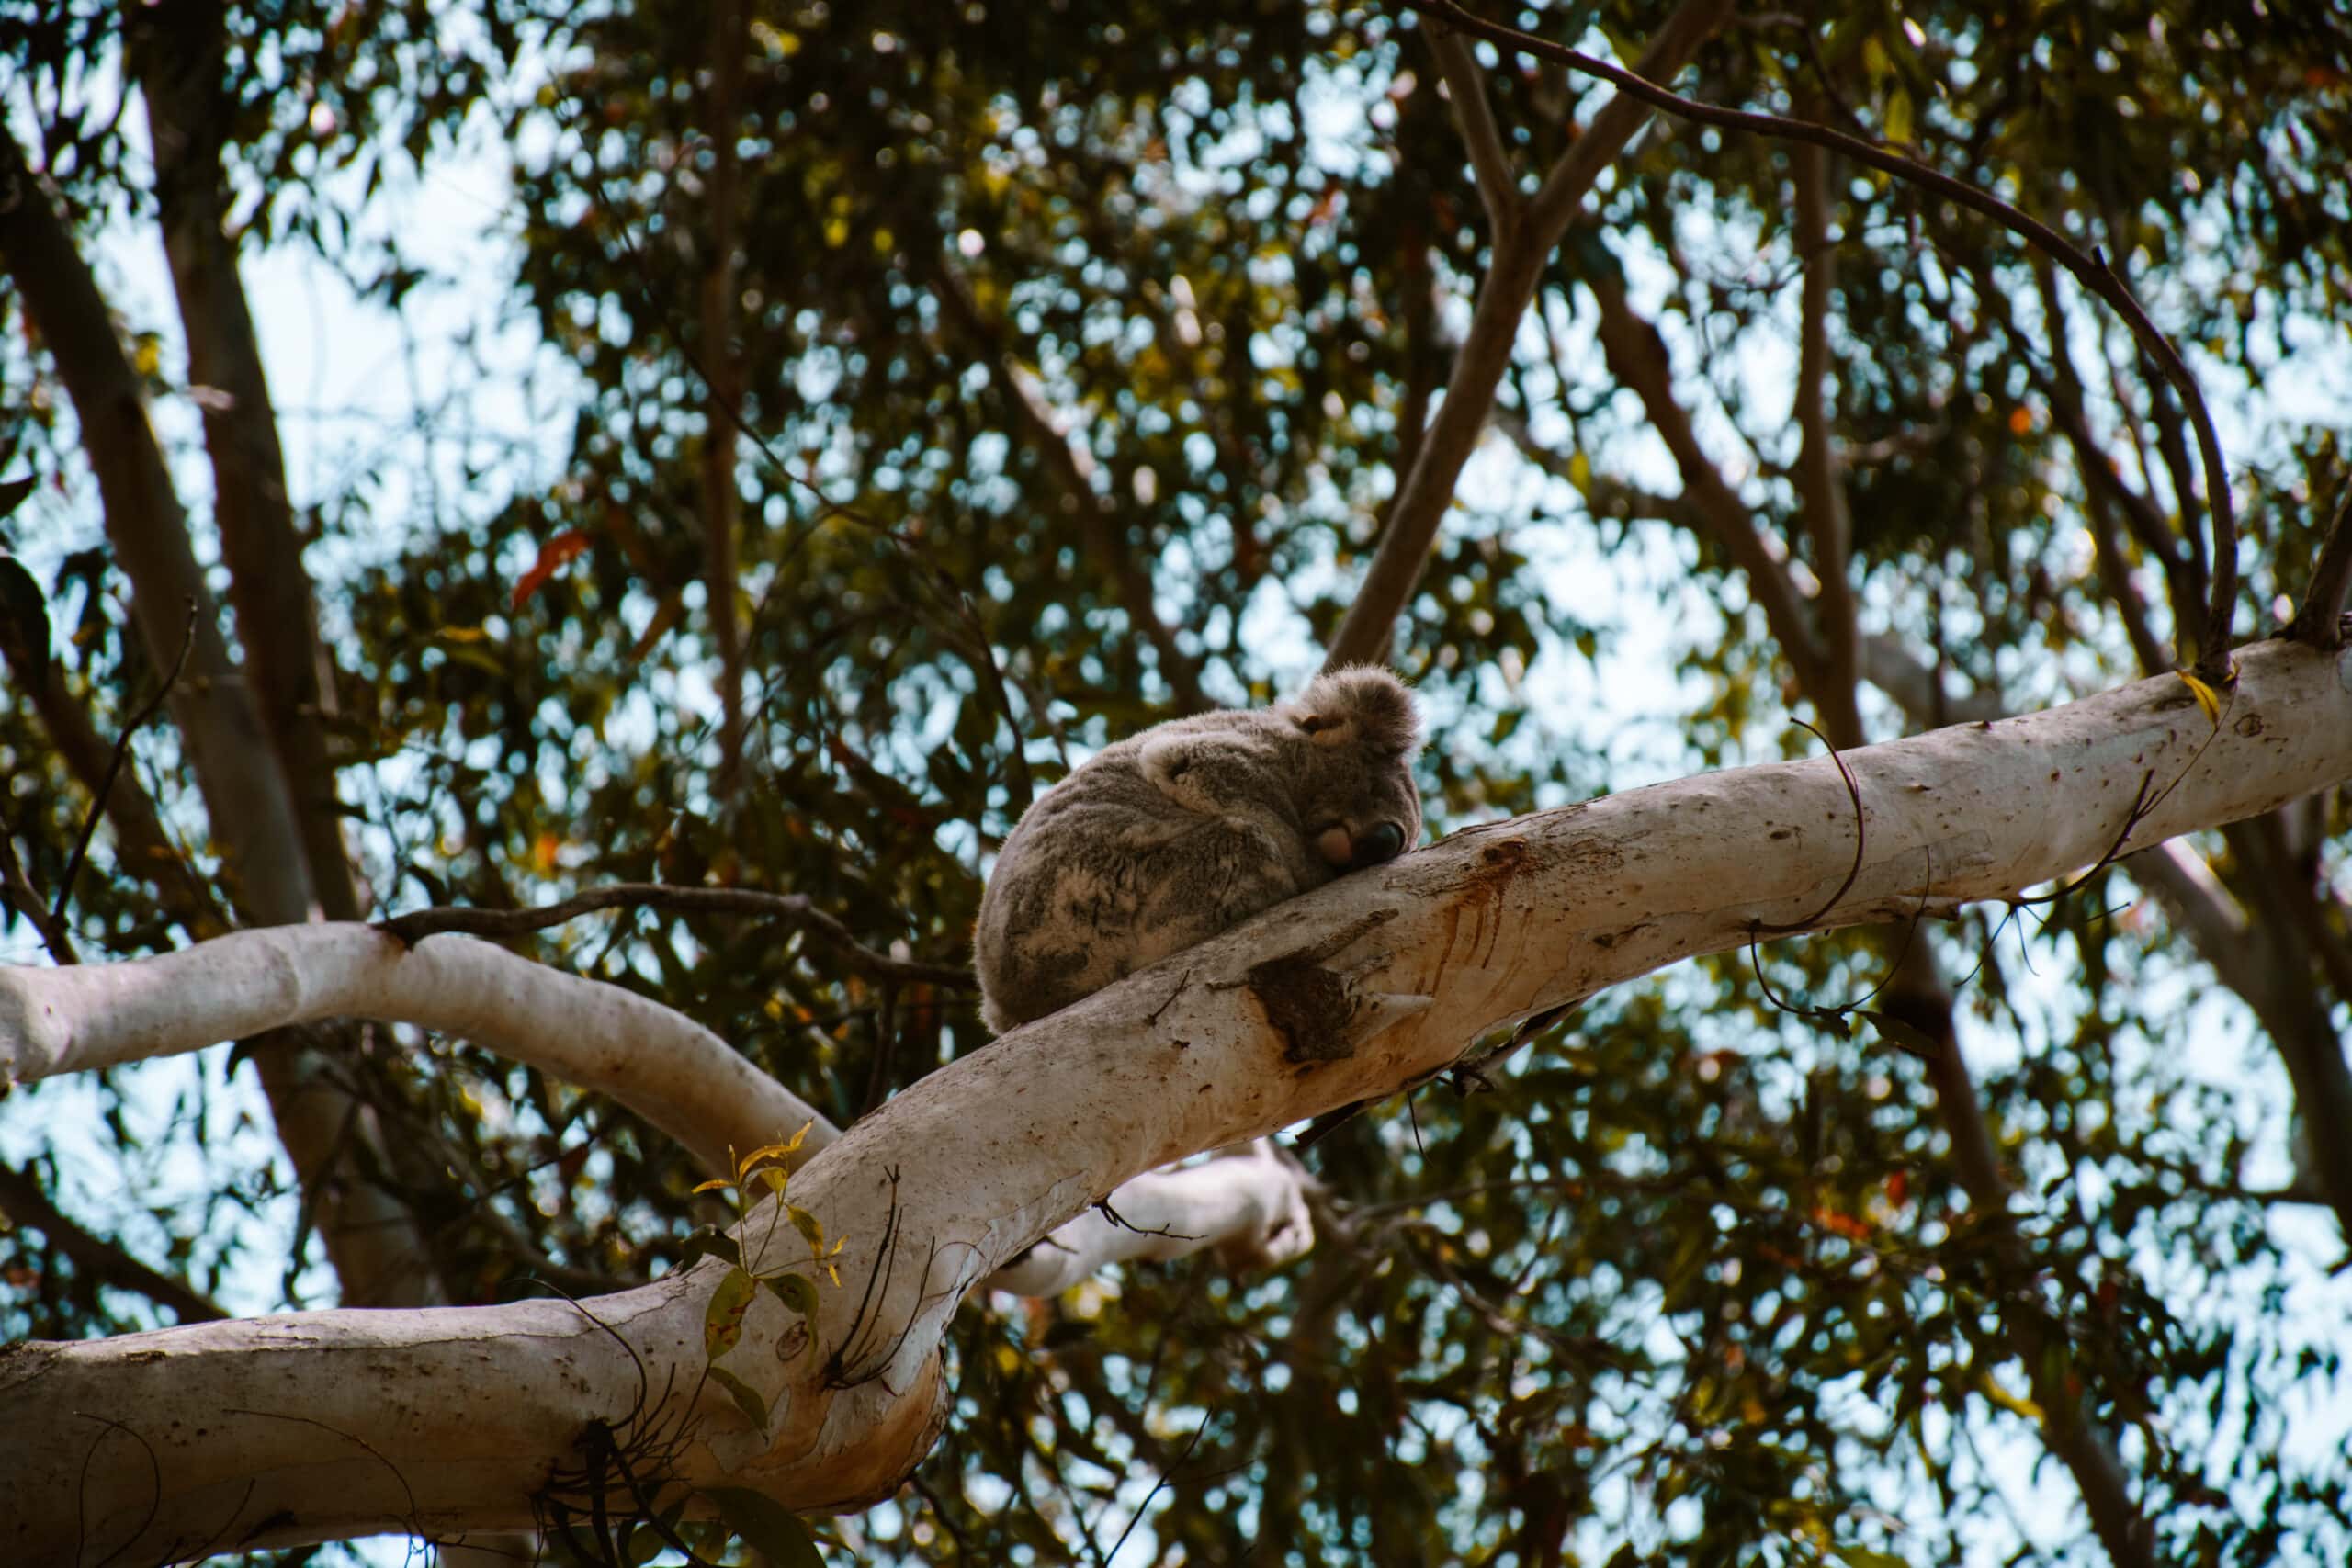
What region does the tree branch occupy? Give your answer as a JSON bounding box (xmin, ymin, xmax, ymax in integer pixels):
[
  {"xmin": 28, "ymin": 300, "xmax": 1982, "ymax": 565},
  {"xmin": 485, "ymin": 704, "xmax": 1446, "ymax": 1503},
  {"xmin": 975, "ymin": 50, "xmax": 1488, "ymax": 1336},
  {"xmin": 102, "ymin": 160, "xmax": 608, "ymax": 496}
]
[
  {"xmin": 378, "ymin": 882, "xmax": 974, "ymax": 990},
  {"xmin": 0, "ymin": 126, "xmax": 314, "ymax": 925},
  {"xmin": 131, "ymin": 3, "xmax": 362, "ymax": 922},
  {"xmin": 1324, "ymin": 0, "xmax": 1734, "ymax": 669},
  {"xmin": 1401, "ymin": 0, "xmax": 2240, "ymax": 682},
  {"xmin": 1427, "ymin": 26, "xmax": 1519, "ymax": 233},
  {"xmin": 1791, "ymin": 135, "xmax": 1862, "ymax": 747},
  {"xmin": 697, "ymin": 0, "xmax": 751, "ymax": 801},
  {"xmin": 0, "ymin": 1161, "xmax": 228, "ymax": 1324},
  {"xmin": 2289, "ymin": 485, "xmax": 2352, "ymax": 650},
  {"xmin": 0, "ymin": 925, "xmax": 837, "ymax": 1179},
  {"xmin": 7, "ymin": 637, "xmax": 2347, "ymax": 1556},
  {"xmin": 1580, "ymin": 265, "xmax": 1831, "ymax": 695}
]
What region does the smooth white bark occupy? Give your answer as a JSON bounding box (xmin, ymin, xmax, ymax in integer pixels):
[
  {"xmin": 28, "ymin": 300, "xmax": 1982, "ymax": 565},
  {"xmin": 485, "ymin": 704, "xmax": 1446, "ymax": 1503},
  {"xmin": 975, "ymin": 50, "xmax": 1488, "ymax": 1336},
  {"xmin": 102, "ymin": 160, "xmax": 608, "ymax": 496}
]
[
  {"xmin": 3, "ymin": 638, "xmax": 2346, "ymax": 1561},
  {"xmin": 0, "ymin": 925, "xmax": 828, "ymax": 1178}
]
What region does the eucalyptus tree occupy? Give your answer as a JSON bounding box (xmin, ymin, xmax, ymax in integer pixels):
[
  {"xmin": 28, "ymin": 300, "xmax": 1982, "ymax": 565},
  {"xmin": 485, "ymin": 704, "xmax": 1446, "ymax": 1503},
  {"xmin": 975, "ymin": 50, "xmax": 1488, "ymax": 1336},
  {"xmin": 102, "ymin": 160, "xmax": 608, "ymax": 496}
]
[{"xmin": 2, "ymin": 1, "xmax": 2348, "ymax": 1564}]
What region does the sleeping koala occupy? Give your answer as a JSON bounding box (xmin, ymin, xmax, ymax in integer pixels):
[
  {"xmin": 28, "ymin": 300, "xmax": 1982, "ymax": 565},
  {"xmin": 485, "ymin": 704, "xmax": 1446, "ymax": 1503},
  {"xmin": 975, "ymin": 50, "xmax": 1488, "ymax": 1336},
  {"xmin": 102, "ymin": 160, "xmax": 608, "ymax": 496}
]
[{"xmin": 974, "ymin": 667, "xmax": 1422, "ymax": 1032}]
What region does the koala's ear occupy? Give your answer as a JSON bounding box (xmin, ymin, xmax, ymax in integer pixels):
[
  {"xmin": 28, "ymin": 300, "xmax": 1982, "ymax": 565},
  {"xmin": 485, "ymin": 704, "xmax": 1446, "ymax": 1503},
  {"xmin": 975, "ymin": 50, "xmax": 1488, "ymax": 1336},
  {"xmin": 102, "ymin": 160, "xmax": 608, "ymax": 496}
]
[
  {"xmin": 1293, "ymin": 706, "xmax": 1353, "ymax": 748},
  {"xmin": 1297, "ymin": 667, "xmax": 1421, "ymax": 755}
]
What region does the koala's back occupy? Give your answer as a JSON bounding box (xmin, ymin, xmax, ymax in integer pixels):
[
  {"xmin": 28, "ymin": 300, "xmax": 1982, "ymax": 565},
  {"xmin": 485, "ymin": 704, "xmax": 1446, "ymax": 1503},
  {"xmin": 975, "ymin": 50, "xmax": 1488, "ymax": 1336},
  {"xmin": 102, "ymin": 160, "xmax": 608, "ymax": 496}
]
[
  {"xmin": 974, "ymin": 716, "xmax": 1321, "ymax": 1032},
  {"xmin": 974, "ymin": 671, "xmax": 1422, "ymax": 1034}
]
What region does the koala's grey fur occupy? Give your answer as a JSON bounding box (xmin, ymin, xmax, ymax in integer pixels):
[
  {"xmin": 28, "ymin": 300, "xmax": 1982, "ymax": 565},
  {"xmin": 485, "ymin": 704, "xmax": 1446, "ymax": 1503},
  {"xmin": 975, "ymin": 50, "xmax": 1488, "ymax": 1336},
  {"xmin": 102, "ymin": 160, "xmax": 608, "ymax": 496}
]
[{"xmin": 974, "ymin": 667, "xmax": 1422, "ymax": 1033}]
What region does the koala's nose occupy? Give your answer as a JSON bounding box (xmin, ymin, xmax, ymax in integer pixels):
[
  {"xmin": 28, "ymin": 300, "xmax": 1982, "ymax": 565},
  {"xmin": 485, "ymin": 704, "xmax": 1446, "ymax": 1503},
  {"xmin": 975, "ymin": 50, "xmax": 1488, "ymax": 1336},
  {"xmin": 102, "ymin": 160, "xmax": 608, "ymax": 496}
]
[{"xmin": 1351, "ymin": 821, "xmax": 1406, "ymax": 868}]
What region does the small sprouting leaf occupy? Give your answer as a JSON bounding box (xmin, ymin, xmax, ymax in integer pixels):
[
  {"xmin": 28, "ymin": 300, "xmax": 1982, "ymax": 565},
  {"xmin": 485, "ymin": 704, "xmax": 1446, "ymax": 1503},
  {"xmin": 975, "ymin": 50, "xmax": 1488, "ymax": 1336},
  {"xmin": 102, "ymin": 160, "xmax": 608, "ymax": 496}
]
[
  {"xmin": 789, "ymin": 1204, "xmax": 826, "ymax": 1258},
  {"xmin": 674, "ymin": 1225, "xmax": 741, "ymax": 1272},
  {"xmin": 707, "ymin": 1364, "xmax": 770, "ymax": 1433},
  {"xmin": 2177, "ymin": 670, "xmax": 2224, "ymax": 726},
  {"xmin": 701, "ymin": 1486, "xmax": 826, "ymax": 1566},
  {"xmin": 692, "ymin": 1178, "xmax": 737, "ymax": 1195},
  {"xmin": 764, "ymin": 1270, "xmax": 820, "ymax": 1319},
  {"xmin": 736, "ymin": 1122, "xmax": 815, "ymax": 1179},
  {"xmin": 704, "ymin": 1266, "xmax": 757, "ymax": 1360}
]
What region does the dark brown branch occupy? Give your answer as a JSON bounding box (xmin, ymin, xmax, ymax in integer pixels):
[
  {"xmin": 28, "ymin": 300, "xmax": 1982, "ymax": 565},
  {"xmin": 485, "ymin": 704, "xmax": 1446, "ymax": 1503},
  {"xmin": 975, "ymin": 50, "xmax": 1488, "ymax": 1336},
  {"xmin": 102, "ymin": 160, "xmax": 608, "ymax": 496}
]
[
  {"xmin": 1403, "ymin": 0, "xmax": 2238, "ymax": 682},
  {"xmin": 0, "ymin": 1162, "xmax": 228, "ymax": 1324},
  {"xmin": 1582, "ymin": 267, "xmax": 1832, "ymax": 696},
  {"xmin": 0, "ymin": 827, "xmax": 78, "ymax": 965},
  {"xmin": 0, "ymin": 615, "xmax": 222, "ymax": 939},
  {"xmin": 131, "ymin": 3, "xmax": 361, "ymax": 921},
  {"xmin": 2289, "ymin": 486, "xmax": 2352, "ymax": 650},
  {"xmin": 697, "ymin": 0, "xmax": 752, "ymax": 801},
  {"xmin": 378, "ymin": 883, "xmax": 976, "ymax": 990},
  {"xmin": 1427, "ymin": 26, "xmax": 1519, "ymax": 233},
  {"xmin": 0, "ymin": 122, "xmax": 443, "ymax": 1311},
  {"xmin": 53, "ymin": 600, "xmax": 197, "ymax": 929},
  {"xmin": 1324, "ymin": 0, "xmax": 1734, "ymax": 670},
  {"xmin": 1791, "ymin": 134, "xmax": 1862, "ymax": 749},
  {"xmin": 1877, "ymin": 949, "xmax": 2156, "ymax": 1568},
  {"xmin": 0, "ymin": 125, "xmax": 316, "ymax": 925}
]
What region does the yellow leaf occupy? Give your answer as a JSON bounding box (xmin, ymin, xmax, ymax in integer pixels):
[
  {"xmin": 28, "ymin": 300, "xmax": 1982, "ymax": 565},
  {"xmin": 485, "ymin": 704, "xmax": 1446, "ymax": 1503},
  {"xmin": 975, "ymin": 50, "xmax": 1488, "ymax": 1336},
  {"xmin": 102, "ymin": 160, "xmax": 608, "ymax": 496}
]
[
  {"xmin": 1885, "ymin": 87, "xmax": 1915, "ymax": 145},
  {"xmin": 1978, "ymin": 1371, "xmax": 2044, "ymax": 1425},
  {"xmin": 703, "ymin": 1266, "xmax": 757, "ymax": 1360},
  {"xmin": 2177, "ymin": 670, "xmax": 2224, "ymax": 726},
  {"xmin": 692, "ymin": 1178, "xmax": 734, "ymax": 1195}
]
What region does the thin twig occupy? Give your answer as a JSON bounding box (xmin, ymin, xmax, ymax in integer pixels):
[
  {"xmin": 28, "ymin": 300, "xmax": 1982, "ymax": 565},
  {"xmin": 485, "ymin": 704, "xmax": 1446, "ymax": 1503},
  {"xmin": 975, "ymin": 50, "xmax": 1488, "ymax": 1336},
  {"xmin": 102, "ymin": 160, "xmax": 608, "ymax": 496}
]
[
  {"xmin": 2289, "ymin": 486, "xmax": 2352, "ymax": 650},
  {"xmin": 0, "ymin": 1162, "xmax": 226, "ymax": 1321},
  {"xmin": 1400, "ymin": 0, "xmax": 2238, "ymax": 681},
  {"xmin": 0, "ymin": 824, "xmax": 78, "ymax": 964},
  {"xmin": 52, "ymin": 597, "xmax": 198, "ymax": 928},
  {"xmin": 377, "ymin": 883, "xmax": 974, "ymax": 989},
  {"xmin": 1752, "ymin": 719, "xmax": 1865, "ymax": 932}
]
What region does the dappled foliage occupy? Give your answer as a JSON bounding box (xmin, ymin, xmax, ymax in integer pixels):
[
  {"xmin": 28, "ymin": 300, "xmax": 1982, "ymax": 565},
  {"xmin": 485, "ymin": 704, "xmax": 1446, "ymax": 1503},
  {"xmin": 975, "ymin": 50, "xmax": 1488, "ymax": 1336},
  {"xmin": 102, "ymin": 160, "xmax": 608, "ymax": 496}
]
[{"xmin": 4, "ymin": 1, "xmax": 2350, "ymax": 1564}]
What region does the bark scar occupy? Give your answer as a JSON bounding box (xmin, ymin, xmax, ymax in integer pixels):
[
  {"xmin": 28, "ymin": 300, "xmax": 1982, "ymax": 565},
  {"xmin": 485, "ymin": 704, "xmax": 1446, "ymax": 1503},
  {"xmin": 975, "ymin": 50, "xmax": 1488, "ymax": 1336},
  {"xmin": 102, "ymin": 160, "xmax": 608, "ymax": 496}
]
[{"xmin": 1241, "ymin": 910, "xmax": 1430, "ymax": 1066}]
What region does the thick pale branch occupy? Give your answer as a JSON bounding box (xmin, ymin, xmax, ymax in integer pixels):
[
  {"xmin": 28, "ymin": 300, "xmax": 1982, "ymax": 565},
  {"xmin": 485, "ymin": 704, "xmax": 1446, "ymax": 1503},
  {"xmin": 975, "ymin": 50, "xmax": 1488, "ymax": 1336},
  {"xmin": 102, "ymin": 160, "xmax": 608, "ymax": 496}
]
[
  {"xmin": 988, "ymin": 1144, "xmax": 1313, "ymax": 1296},
  {"xmin": 6, "ymin": 638, "xmax": 2346, "ymax": 1557},
  {"xmin": 0, "ymin": 927, "xmax": 833, "ymax": 1177}
]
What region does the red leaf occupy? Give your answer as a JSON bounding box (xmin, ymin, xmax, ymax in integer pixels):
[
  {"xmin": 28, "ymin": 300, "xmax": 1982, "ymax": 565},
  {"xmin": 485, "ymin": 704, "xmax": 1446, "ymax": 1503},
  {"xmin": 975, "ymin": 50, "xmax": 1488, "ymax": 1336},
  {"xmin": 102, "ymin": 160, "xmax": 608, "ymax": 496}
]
[{"xmin": 511, "ymin": 530, "xmax": 591, "ymax": 608}]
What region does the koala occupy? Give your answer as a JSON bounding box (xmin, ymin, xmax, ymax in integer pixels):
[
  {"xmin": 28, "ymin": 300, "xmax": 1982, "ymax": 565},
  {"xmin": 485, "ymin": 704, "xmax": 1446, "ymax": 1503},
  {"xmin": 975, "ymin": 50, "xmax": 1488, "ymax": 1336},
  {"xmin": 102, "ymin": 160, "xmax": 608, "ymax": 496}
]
[{"xmin": 974, "ymin": 666, "xmax": 1422, "ymax": 1033}]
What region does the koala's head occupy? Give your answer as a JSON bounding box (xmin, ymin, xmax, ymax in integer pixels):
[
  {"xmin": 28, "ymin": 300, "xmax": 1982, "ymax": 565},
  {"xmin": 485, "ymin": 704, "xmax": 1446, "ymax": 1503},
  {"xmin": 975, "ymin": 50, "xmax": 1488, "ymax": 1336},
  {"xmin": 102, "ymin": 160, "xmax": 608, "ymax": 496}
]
[{"xmin": 1280, "ymin": 666, "xmax": 1424, "ymax": 872}]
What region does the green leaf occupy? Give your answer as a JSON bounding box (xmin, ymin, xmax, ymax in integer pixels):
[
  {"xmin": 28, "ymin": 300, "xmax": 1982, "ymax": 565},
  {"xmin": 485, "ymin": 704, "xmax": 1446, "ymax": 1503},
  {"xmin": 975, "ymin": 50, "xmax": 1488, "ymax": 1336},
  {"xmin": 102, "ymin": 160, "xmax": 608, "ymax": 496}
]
[
  {"xmin": 675, "ymin": 1225, "xmax": 741, "ymax": 1273},
  {"xmin": 701, "ymin": 1485, "xmax": 825, "ymax": 1566},
  {"xmin": 707, "ymin": 1363, "xmax": 770, "ymax": 1433},
  {"xmin": 704, "ymin": 1266, "xmax": 756, "ymax": 1360},
  {"xmin": 1858, "ymin": 1010, "xmax": 1940, "ymax": 1061},
  {"xmin": 764, "ymin": 1270, "xmax": 820, "ymax": 1319}
]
